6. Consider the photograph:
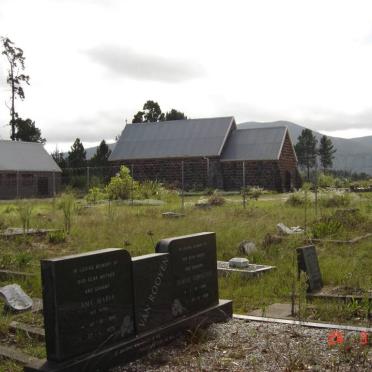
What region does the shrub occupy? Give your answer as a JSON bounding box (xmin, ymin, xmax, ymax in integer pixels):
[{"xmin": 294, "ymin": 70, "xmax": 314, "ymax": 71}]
[
  {"xmin": 318, "ymin": 174, "xmax": 336, "ymax": 188},
  {"xmin": 16, "ymin": 201, "xmax": 33, "ymax": 233},
  {"xmin": 48, "ymin": 230, "xmax": 67, "ymax": 244},
  {"xmin": 319, "ymin": 192, "xmax": 351, "ymax": 208},
  {"xmin": 207, "ymin": 192, "xmax": 225, "ymax": 206},
  {"xmin": 105, "ymin": 166, "xmax": 138, "ymax": 200},
  {"xmin": 15, "ymin": 251, "xmax": 33, "ymax": 268},
  {"xmin": 85, "ymin": 187, "xmax": 107, "ymax": 204},
  {"xmin": 286, "ymin": 191, "xmax": 309, "ymax": 206},
  {"xmin": 311, "ymin": 217, "xmax": 343, "ymax": 238},
  {"xmin": 247, "ymin": 186, "xmax": 264, "ymax": 200},
  {"xmin": 58, "ymin": 193, "xmax": 75, "ymax": 234},
  {"xmin": 138, "ymin": 180, "xmax": 165, "ymax": 200}
]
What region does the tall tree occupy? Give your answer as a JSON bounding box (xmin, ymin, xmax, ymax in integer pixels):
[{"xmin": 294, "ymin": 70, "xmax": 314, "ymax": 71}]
[
  {"xmin": 132, "ymin": 100, "xmax": 164, "ymax": 123},
  {"xmin": 132, "ymin": 101, "xmax": 188, "ymax": 123},
  {"xmin": 51, "ymin": 148, "xmax": 66, "ymax": 169},
  {"xmin": 14, "ymin": 118, "xmax": 46, "ymax": 143},
  {"xmin": 318, "ymin": 135, "xmax": 336, "ymax": 172},
  {"xmin": 90, "ymin": 140, "xmax": 112, "ymax": 167},
  {"xmin": 1, "ymin": 37, "xmax": 30, "ymax": 140},
  {"xmin": 294, "ymin": 129, "xmax": 318, "ymax": 180},
  {"xmin": 68, "ymin": 138, "xmax": 86, "ymax": 168},
  {"xmin": 165, "ymin": 109, "xmax": 187, "ymax": 121}
]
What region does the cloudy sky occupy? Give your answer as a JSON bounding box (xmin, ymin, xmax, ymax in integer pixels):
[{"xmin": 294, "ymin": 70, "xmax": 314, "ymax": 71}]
[{"xmin": 2, "ymin": 0, "xmax": 372, "ymax": 152}]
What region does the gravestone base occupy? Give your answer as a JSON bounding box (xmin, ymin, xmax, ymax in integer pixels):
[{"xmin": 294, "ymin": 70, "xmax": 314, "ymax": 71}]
[
  {"xmin": 217, "ymin": 261, "xmax": 275, "ymax": 278},
  {"xmin": 24, "ymin": 299, "xmax": 232, "ymax": 372}
]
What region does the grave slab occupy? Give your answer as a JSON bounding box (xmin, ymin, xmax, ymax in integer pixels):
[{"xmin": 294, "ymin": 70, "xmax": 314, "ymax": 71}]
[
  {"xmin": 41, "ymin": 248, "xmax": 135, "ymax": 362},
  {"xmin": 297, "ymin": 245, "xmax": 323, "ymax": 292},
  {"xmin": 217, "ymin": 261, "xmax": 275, "ymax": 278},
  {"xmin": 156, "ymin": 232, "xmax": 219, "ymax": 317},
  {"xmin": 24, "ymin": 299, "xmax": 232, "ymax": 372}
]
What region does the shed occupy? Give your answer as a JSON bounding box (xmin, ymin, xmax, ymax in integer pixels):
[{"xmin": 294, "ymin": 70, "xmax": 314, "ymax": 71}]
[{"xmin": 0, "ymin": 140, "xmax": 62, "ymax": 199}]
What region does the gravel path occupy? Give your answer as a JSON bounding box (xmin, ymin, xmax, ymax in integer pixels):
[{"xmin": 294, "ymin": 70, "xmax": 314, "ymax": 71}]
[{"xmin": 114, "ymin": 319, "xmax": 372, "ymax": 371}]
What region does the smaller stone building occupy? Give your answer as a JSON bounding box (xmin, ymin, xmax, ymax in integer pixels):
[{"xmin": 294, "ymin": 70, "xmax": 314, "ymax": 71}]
[
  {"xmin": 0, "ymin": 140, "xmax": 62, "ymax": 199},
  {"xmin": 109, "ymin": 117, "xmax": 301, "ymax": 192}
]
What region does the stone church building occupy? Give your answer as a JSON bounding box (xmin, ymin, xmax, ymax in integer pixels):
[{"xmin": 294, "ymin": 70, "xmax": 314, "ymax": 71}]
[{"xmin": 109, "ymin": 116, "xmax": 301, "ymax": 192}]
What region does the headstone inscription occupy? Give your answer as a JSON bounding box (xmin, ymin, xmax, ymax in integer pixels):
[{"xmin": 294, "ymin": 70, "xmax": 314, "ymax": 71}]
[
  {"xmin": 41, "ymin": 248, "xmax": 135, "ymax": 362},
  {"xmin": 156, "ymin": 232, "xmax": 219, "ymax": 316},
  {"xmin": 132, "ymin": 253, "xmax": 173, "ymax": 332},
  {"xmin": 296, "ymin": 245, "xmax": 323, "ymax": 292}
]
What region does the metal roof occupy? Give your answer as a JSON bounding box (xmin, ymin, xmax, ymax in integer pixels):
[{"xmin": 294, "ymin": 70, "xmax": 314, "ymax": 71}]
[
  {"xmin": 109, "ymin": 117, "xmax": 236, "ymax": 161},
  {"xmin": 221, "ymin": 126, "xmax": 288, "ymax": 161},
  {"xmin": 0, "ymin": 140, "xmax": 62, "ymax": 172}
]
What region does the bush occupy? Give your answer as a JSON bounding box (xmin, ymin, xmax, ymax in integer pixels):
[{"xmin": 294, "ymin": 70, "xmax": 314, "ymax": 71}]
[
  {"xmin": 48, "ymin": 230, "xmax": 67, "ymax": 244},
  {"xmin": 85, "ymin": 187, "xmax": 107, "ymax": 204},
  {"xmin": 318, "ymin": 174, "xmax": 336, "ymax": 188},
  {"xmin": 207, "ymin": 193, "xmax": 225, "ymax": 206},
  {"xmin": 319, "ymin": 192, "xmax": 351, "ymax": 208},
  {"xmin": 311, "ymin": 217, "xmax": 343, "ymax": 238},
  {"xmin": 247, "ymin": 186, "xmax": 264, "ymax": 200},
  {"xmin": 105, "ymin": 166, "xmax": 138, "ymax": 200},
  {"xmin": 286, "ymin": 191, "xmax": 309, "ymax": 206},
  {"xmin": 58, "ymin": 193, "xmax": 75, "ymax": 234},
  {"xmin": 16, "ymin": 201, "xmax": 33, "ymax": 233},
  {"xmin": 138, "ymin": 180, "xmax": 165, "ymax": 200}
]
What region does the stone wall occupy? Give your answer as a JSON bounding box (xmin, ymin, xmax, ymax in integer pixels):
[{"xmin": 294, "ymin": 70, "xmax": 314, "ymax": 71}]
[{"xmin": 0, "ymin": 171, "xmax": 61, "ymax": 199}]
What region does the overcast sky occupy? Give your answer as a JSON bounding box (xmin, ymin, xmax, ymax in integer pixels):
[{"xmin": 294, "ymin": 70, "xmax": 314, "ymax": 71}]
[{"xmin": 2, "ymin": 0, "xmax": 372, "ymax": 152}]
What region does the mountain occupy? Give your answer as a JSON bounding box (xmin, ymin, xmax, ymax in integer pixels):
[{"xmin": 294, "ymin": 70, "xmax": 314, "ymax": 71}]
[{"xmin": 239, "ymin": 121, "xmax": 372, "ymax": 175}]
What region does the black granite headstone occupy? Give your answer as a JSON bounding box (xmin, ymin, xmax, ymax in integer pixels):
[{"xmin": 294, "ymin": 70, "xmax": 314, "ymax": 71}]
[
  {"xmin": 297, "ymin": 245, "xmax": 323, "ymax": 292},
  {"xmin": 156, "ymin": 232, "xmax": 219, "ymax": 317},
  {"xmin": 132, "ymin": 253, "xmax": 173, "ymax": 333},
  {"xmin": 41, "ymin": 248, "xmax": 135, "ymax": 362}
]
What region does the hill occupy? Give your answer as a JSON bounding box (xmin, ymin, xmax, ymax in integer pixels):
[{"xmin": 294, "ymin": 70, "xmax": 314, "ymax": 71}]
[{"xmin": 239, "ymin": 121, "xmax": 372, "ymax": 175}]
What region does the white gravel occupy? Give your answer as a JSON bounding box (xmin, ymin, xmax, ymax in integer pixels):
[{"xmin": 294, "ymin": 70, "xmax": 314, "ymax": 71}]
[{"xmin": 113, "ymin": 319, "xmax": 372, "ymax": 371}]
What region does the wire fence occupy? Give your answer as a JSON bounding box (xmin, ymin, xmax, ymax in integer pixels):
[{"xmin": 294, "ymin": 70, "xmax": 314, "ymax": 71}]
[{"xmin": 1, "ymin": 161, "xmax": 296, "ymax": 200}]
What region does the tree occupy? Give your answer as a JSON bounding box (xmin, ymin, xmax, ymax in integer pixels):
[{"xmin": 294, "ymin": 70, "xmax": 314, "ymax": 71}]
[
  {"xmin": 132, "ymin": 100, "xmax": 164, "ymax": 123},
  {"xmin": 132, "ymin": 101, "xmax": 188, "ymax": 123},
  {"xmin": 165, "ymin": 109, "xmax": 187, "ymax": 121},
  {"xmin": 132, "ymin": 111, "xmax": 145, "ymax": 123},
  {"xmin": 90, "ymin": 140, "xmax": 112, "ymax": 167},
  {"xmin": 1, "ymin": 37, "xmax": 30, "ymax": 140},
  {"xmin": 51, "ymin": 148, "xmax": 66, "ymax": 169},
  {"xmin": 294, "ymin": 129, "xmax": 318, "ymax": 180},
  {"xmin": 68, "ymin": 138, "xmax": 86, "ymax": 168},
  {"xmin": 14, "ymin": 118, "xmax": 46, "ymax": 143},
  {"xmin": 318, "ymin": 135, "xmax": 336, "ymax": 172}
]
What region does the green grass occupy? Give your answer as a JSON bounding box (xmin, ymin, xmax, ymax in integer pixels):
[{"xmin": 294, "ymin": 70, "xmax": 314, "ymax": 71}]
[{"xmin": 0, "ymin": 192, "xmax": 371, "ymax": 367}]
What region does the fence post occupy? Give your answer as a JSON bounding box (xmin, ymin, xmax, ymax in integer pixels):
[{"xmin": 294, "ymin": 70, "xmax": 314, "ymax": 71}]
[
  {"xmin": 53, "ymin": 172, "xmax": 56, "ymax": 197},
  {"xmin": 131, "ymin": 164, "xmax": 134, "ymax": 206},
  {"xmin": 181, "ymin": 161, "xmax": 184, "ymax": 211},
  {"xmin": 87, "ymin": 166, "xmax": 90, "ymax": 190},
  {"xmin": 16, "ymin": 170, "xmax": 19, "ymax": 198},
  {"xmin": 242, "ymin": 161, "xmax": 246, "ymax": 209},
  {"xmin": 314, "ymin": 158, "xmax": 318, "ymax": 220}
]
